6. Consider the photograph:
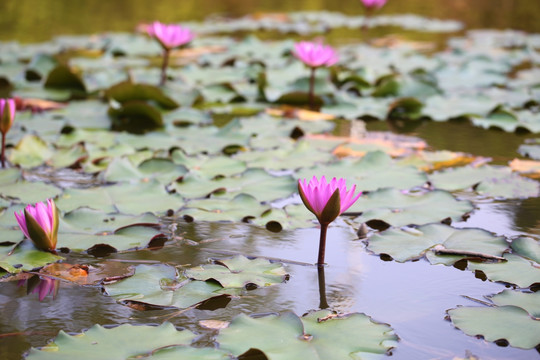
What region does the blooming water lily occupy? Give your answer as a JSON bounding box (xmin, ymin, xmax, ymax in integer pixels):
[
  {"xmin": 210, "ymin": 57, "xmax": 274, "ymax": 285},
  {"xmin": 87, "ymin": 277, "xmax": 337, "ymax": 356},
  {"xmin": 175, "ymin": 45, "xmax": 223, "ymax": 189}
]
[
  {"xmin": 15, "ymin": 199, "xmax": 59, "ymax": 252},
  {"xmin": 146, "ymin": 21, "xmax": 194, "ymax": 86},
  {"xmin": 293, "ymin": 41, "xmax": 338, "ymax": 110},
  {"xmin": 0, "ymin": 98, "xmax": 16, "ymax": 168},
  {"xmin": 298, "ymin": 176, "xmax": 361, "ymax": 265}
]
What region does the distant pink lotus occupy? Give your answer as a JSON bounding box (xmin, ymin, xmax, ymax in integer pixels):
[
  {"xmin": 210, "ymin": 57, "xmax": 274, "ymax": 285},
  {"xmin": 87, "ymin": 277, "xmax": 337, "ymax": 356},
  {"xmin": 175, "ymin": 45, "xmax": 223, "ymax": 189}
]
[
  {"xmin": 293, "ymin": 41, "xmax": 338, "ymax": 110},
  {"xmin": 0, "ymin": 98, "xmax": 16, "ymax": 168},
  {"xmin": 145, "ymin": 21, "xmax": 194, "ymax": 86},
  {"xmin": 15, "ymin": 199, "xmax": 59, "ymax": 252},
  {"xmin": 293, "ymin": 41, "xmax": 338, "ymax": 68},
  {"xmin": 361, "ymin": 0, "xmax": 387, "ymax": 9},
  {"xmin": 298, "ymin": 176, "xmax": 361, "ymax": 265},
  {"xmin": 146, "ymin": 21, "xmax": 194, "ymax": 50}
]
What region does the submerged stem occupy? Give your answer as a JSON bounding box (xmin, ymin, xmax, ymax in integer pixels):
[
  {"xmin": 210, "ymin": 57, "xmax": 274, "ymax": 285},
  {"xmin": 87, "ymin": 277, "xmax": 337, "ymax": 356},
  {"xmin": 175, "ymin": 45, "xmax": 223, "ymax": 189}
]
[
  {"xmin": 160, "ymin": 48, "xmax": 170, "ymax": 86},
  {"xmin": 1, "ymin": 132, "xmax": 6, "ymax": 168},
  {"xmin": 308, "ymin": 66, "xmax": 316, "ymax": 111},
  {"xmin": 317, "ymin": 222, "xmax": 329, "ymax": 266}
]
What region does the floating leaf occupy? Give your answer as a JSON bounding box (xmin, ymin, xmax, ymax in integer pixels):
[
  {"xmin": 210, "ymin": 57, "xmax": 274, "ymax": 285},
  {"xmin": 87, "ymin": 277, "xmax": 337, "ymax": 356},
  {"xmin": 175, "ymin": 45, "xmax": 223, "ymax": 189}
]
[
  {"xmin": 468, "ymin": 253, "xmax": 540, "ymax": 288},
  {"xmin": 448, "ymin": 306, "xmax": 540, "ymax": 350},
  {"xmin": 511, "ymin": 237, "xmax": 540, "ymax": 264},
  {"xmin": 0, "ymin": 241, "xmax": 63, "ymax": 274},
  {"xmin": 474, "ymin": 174, "xmax": 540, "ymax": 199},
  {"xmin": 184, "ymin": 255, "xmax": 288, "ymax": 288},
  {"xmin": 25, "ymin": 323, "xmax": 197, "ymax": 360},
  {"xmin": 104, "ymin": 264, "xmax": 230, "ymax": 309},
  {"xmin": 217, "ymin": 310, "xmax": 397, "ymax": 360},
  {"xmin": 489, "ymin": 290, "xmax": 540, "ymax": 318},
  {"xmin": 349, "ymin": 188, "xmax": 473, "ymax": 227},
  {"xmin": 429, "ymin": 165, "xmax": 511, "ymax": 192}
]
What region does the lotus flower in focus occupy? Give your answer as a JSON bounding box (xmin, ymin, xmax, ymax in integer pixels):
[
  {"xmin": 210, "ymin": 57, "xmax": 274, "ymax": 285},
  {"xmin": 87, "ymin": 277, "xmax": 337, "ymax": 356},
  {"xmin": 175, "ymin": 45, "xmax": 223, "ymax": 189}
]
[
  {"xmin": 293, "ymin": 41, "xmax": 338, "ymax": 69},
  {"xmin": 360, "ymin": 0, "xmax": 387, "ymax": 9},
  {"xmin": 15, "ymin": 199, "xmax": 59, "ymax": 252},
  {"xmin": 0, "ymin": 98, "xmax": 16, "ymax": 168},
  {"xmin": 298, "ymin": 176, "xmax": 361, "ymax": 265},
  {"xmin": 146, "ymin": 21, "xmax": 194, "ymax": 50}
]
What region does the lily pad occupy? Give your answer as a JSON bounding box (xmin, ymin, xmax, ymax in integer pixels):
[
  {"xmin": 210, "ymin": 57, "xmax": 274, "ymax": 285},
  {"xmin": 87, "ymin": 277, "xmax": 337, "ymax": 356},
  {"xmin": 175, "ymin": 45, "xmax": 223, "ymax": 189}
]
[
  {"xmin": 448, "ymin": 306, "xmax": 540, "ymax": 350},
  {"xmin": 429, "ymin": 165, "xmax": 511, "ymax": 192},
  {"xmin": 181, "ymin": 193, "xmax": 270, "ymax": 222},
  {"xmin": 468, "ymin": 253, "xmax": 540, "ymax": 288},
  {"xmin": 172, "ymin": 150, "xmax": 246, "ymax": 178},
  {"xmin": 511, "ymin": 237, "xmax": 540, "ymax": 264},
  {"xmin": 0, "ymin": 241, "xmax": 63, "ymax": 274},
  {"xmin": 490, "ymin": 290, "xmax": 540, "ymax": 318},
  {"xmin": 104, "ymin": 264, "xmax": 230, "ymax": 309},
  {"xmin": 349, "ymin": 188, "xmax": 473, "ymax": 227},
  {"xmin": 217, "ymin": 310, "xmax": 397, "ymax": 360},
  {"xmin": 25, "ymin": 323, "xmax": 197, "ymax": 360},
  {"xmin": 474, "ymin": 174, "xmax": 540, "ymax": 199},
  {"xmin": 184, "ymin": 255, "xmax": 288, "ymax": 288},
  {"xmin": 367, "ymin": 223, "xmax": 508, "ymax": 263}
]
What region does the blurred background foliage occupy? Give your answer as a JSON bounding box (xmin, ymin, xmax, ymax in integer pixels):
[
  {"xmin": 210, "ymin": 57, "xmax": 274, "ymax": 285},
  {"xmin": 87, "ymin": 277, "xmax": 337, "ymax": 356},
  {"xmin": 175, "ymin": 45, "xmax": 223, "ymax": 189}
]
[{"xmin": 1, "ymin": 0, "xmax": 539, "ymax": 42}]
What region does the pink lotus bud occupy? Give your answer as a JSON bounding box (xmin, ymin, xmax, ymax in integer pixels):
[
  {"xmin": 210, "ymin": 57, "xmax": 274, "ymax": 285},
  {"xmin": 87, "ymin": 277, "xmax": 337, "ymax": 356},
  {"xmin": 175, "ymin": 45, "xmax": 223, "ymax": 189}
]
[
  {"xmin": 298, "ymin": 176, "xmax": 361, "ymax": 225},
  {"xmin": 293, "ymin": 41, "xmax": 338, "ymax": 69},
  {"xmin": 146, "ymin": 21, "xmax": 194, "ymax": 50},
  {"xmin": 0, "ymin": 98, "xmax": 16, "ymax": 135},
  {"xmin": 14, "ymin": 199, "xmax": 59, "ymax": 251}
]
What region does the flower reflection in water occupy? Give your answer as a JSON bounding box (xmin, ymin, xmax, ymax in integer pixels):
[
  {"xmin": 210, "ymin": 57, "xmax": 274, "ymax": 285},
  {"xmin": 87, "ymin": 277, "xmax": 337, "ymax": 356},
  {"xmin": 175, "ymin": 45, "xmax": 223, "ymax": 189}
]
[{"xmin": 18, "ymin": 275, "xmax": 59, "ymax": 302}]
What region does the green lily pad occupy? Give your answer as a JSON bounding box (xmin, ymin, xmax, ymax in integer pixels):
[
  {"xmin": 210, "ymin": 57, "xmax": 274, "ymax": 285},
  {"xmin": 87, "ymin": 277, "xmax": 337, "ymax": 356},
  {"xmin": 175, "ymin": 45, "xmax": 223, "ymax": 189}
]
[
  {"xmin": 448, "ymin": 306, "xmax": 540, "ymax": 350},
  {"xmin": 8, "ymin": 134, "xmax": 53, "ymax": 168},
  {"xmin": 296, "ymin": 151, "xmax": 427, "ymax": 192},
  {"xmin": 518, "ymin": 142, "xmax": 540, "ymax": 160},
  {"xmin": 468, "ymin": 253, "xmax": 540, "ymax": 288},
  {"xmin": 490, "ymin": 290, "xmax": 540, "ymax": 318},
  {"xmin": 429, "ymin": 165, "xmax": 511, "ymax": 192},
  {"xmin": 511, "ymin": 237, "xmax": 540, "ymax": 264},
  {"xmin": 474, "ymin": 174, "xmax": 540, "ymax": 199},
  {"xmin": 25, "ymin": 323, "xmax": 197, "ymax": 360},
  {"xmin": 57, "ymin": 181, "xmax": 184, "ymax": 215},
  {"xmin": 367, "ymin": 223, "xmax": 508, "ymax": 263},
  {"xmin": 184, "ymin": 255, "xmax": 288, "ymax": 288},
  {"xmin": 181, "ymin": 193, "xmax": 270, "ymax": 222},
  {"xmin": 103, "ymin": 157, "xmax": 188, "ymax": 184},
  {"xmin": 217, "ymin": 310, "xmax": 397, "ymax": 360},
  {"xmin": 0, "ymin": 241, "xmax": 63, "ymax": 273},
  {"xmin": 44, "ymin": 64, "xmax": 86, "ymax": 92},
  {"xmin": 172, "ymin": 150, "xmax": 246, "ymax": 178},
  {"xmin": 349, "ymin": 188, "xmax": 473, "ymax": 227},
  {"xmin": 105, "ymin": 81, "xmax": 179, "ymax": 110},
  {"xmin": 104, "ymin": 264, "xmax": 230, "ymax": 309},
  {"xmin": 0, "ymin": 179, "xmax": 62, "ymax": 205},
  {"xmin": 108, "ymin": 100, "xmax": 164, "ymax": 134}
]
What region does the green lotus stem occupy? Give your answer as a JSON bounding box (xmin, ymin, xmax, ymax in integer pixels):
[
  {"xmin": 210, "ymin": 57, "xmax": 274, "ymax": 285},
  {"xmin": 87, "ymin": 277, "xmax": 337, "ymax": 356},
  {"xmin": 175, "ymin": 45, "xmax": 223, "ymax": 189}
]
[
  {"xmin": 309, "ymin": 67, "xmax": 316, "ymax": 111},
  {"xmin": 160, "ymin": 49, "xmax": 170, "ymax": 86},
  {"xmin": 1, "ymin": 132, "xmax": 5, "ymax": 168},
  {"xmin": 317, "ymin": 222, "xmax": 329, "ymax": 266},
  {"xmin": 317, "ymin": 264, "xmax": 329, "ymax": 309}
]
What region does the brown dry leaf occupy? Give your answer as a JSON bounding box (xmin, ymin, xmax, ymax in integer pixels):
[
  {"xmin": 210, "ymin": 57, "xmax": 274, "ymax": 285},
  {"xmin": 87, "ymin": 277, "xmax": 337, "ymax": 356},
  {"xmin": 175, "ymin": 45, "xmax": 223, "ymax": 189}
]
[
  {"xmin": 370, "ymin": 35, "xmax": 435, "ymax": 51},
  {"xmin": 509, "ymin": 158, "xmax": 540, "ymax": 179},
  {"xmin": 40, "ymin": 261, "xmax": 134, "ymax": 285},
  {"xmin": 250, "ymin": 12, "xmax": 290, "ymax": 22},
  {"xmin": 309, "ymin": 132, "xmax": 426, "ymax": 158},
  {"xmin": 266, "ymin": 106, "xmax": 335, "ymax": 121},
  {"xmin": 15, "ymin": 97, "xmax": 65, "ymax": 113},
  {"xmin": 199, "ymin": 319, "xmax": 230, "ymax": 330}
]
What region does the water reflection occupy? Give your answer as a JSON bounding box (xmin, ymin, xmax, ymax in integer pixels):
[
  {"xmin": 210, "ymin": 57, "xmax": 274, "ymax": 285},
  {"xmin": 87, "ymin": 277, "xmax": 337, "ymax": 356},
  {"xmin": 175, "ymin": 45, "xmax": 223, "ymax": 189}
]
[
  {"xmin": 317, "ymin": 266, "xmax": 329, "ymax": 309},
  {"xmin": 17, "ymin": 276, "xmax": 59, "ymax": 302}
]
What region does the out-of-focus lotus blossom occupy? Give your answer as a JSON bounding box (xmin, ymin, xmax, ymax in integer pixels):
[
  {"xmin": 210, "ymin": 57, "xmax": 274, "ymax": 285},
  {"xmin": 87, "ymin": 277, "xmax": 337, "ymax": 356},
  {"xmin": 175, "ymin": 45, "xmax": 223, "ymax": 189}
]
[
  {"xmin": 15, "ymin": 199, "xmax": 59, "ymax": 252},
  {"xmin": 293, "ymin": 41, "xmax": 338, "ymax": 69},
  {"xmin": 146, "ymin": 21, "xmax": 194, "ymax": 50},
  {"xmin": 0, "ymin": 98, "xmax": 16, "ymax": 168},
  {"xmin": 360, "ymin": 0, "xmax": 387, "ymax": 9},
  {"xmin": 18, "ymin": 276, "xmax": 59, "ymax": 301},
  {"xmin": 145, "ymin": 21, "xmax": 194, "ymax": 86},
  {"xmin": 298, "ymin": 176, "xmax": 361, "ymax": 265},
  {"xmin": 292, "ymin": 41, "xmax": 338, "ymax": 110}
]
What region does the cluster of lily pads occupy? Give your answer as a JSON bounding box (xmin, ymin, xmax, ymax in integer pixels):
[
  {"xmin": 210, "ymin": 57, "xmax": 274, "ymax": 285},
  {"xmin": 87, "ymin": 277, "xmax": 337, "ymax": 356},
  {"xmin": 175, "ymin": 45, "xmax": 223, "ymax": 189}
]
[{"xmin": 0, "ymin": 8, "xmax": 539, "ymax": 358}]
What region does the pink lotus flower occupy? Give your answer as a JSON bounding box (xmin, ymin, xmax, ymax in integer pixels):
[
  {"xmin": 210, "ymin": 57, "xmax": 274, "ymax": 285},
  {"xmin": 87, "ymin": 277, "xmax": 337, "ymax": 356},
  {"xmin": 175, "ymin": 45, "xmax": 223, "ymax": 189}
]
[
  {"xmin": 145, "ymin": 21, "xmax": 194, "ymax": 86},
  {"xmin": 0, "ymin": 98, "xmax": 16, "ymax": 168},
  {"xmin": 360, "ymin": 0, "xmax": 387, "ymax": 9},
  {"xmin": 298, "ymin": 176, "xmax": 361, "ymax": 265},
  {"xmin": 15, "ymin": 199, "xmax": 59, "ymax": 252},
  {"xmin": 293, "ymin": 41, "xmax": 338, "ymax": 68},
  {"xmin": 146, "ymin": 21, "xmax": 194, "ymax": 50}
]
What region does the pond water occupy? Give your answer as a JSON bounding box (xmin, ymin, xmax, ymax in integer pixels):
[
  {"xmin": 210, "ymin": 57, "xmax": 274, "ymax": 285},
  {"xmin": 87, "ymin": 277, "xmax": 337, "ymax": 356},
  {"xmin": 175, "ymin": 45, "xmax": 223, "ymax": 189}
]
[{"xmin": 1, "ymin": 1, "xmax": 540, "ymax": 360}]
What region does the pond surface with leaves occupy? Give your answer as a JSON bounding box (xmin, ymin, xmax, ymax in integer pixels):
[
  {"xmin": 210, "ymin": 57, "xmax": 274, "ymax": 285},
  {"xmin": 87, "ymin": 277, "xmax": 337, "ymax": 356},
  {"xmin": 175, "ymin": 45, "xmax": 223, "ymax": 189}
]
[{"xmin": 1, "ymin": 4, "xmax": 540, "ymax": 360}]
